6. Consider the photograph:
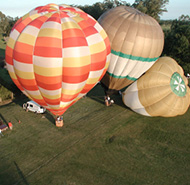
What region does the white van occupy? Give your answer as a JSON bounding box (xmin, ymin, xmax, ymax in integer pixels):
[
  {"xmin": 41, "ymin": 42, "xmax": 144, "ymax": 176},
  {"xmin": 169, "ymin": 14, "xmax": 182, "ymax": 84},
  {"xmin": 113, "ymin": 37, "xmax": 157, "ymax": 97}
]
[{"xmin": 23, "ymin": 101, "xmax": 46, "ymax": 114}]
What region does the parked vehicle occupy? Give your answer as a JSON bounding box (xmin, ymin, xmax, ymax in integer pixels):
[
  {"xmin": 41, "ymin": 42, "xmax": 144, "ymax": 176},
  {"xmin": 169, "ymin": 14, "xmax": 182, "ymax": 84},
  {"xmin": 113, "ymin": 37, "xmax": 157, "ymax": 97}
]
[{"xmin": 23, "ymin": 101, "xmax": 46, "ymax": 114}]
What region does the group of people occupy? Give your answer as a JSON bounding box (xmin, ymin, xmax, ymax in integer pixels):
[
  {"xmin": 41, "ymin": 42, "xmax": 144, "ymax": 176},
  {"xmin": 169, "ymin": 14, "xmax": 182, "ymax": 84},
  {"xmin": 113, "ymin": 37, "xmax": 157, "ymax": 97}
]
[{"xmin": 104, "ymin": 96, "xmax": 114, "ymax": 106}]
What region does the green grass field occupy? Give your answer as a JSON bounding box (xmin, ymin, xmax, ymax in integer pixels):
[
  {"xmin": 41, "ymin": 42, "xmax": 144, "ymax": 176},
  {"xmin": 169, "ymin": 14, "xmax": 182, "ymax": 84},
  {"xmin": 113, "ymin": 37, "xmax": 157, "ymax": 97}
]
[
  {"xmin": 0, "ymin": 84, "xmax": 190, "ymax": 185},
  {"xmin": 0, "ymin": 31, "xmax": 190, "ymax": 185}
]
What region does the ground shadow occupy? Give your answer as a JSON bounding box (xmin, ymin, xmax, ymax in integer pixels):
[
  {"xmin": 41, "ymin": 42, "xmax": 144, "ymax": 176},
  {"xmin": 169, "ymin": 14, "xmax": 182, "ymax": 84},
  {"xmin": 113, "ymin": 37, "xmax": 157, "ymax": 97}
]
[
  {"xmin": 87, "ymin": 83, "xmax": 127, "ymax": 109},
  {"xmin": 14, "ymin": 161, "xmax": 29, "ymax": 185},
  {"xmin": 0, "ymin": 113, "xmax": 8, "ymax": 124}
]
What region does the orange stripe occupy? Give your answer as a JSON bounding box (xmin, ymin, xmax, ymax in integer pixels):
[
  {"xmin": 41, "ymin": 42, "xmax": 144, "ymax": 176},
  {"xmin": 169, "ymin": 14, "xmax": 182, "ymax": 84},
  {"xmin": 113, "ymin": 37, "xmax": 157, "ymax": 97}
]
[
  {"xmin": 32, "ymin": 98, "xmax": 47, "ymax": 106},
  {"xmin": 35, "ymin": 74, "xmax": 62, "ymax": 84},
  {"xmin": 47, "ymin": 13, "xmax": 61, "ymax": 23},
  {"xmin": 81, "ymin": 84, "xmax": 95, "ymax": 93},
  {"xmin": 5, "ymin": 55, "xmax": 13, "ymax": 65},
  {"xmin": 62, "ymin": 29, "xmax": 84, "ymax": 39},
  {"xmin": 17, "ymin": 77, "xmax": 39, "ymax": 91},
  {"xmin": 5, "ymin": 46, "xmax": 13, "ymax": 57},
  {"xmin": 36, "ymin": 80, "xmax": 61, "ymax": 90},
  {"xmin": 35, "ymin": 37, "xmax": 61, "ymax": 48},
  {"xmin": 104, "ymin": 37, "xmax": 111, "ymax": 54},
  {"xmin": 62, "ymin": 37, "xmax": 88, "ymax": 47},
  {"xmin": 78, "ymin": 19, "xmax": 89, "ymax": 30},
  {"xmin": 90, "ymin": 50, "xmax": 107, "ymax": 71},
  {"xmin": 83, "ymin": 26, "xmax": 98, "ymax": 37},
  {"xmin": 34, "ymin": 46, "xmax": 62, "ymax": 57},
  {"xmin": 62, "ymin": 73, "xmax": 89, "ymax": 83},
  {"xmin": 62, "ymin": 65, "xmax": 90, "ymax": 76},
  {"xmin": 15, "ymin": 42, "xmax": 34, "ymax": 55},
  {"xmin": 61, "ymin": 93, "xmax": 79, "ymax": 102},
  {"xmin": 14, "ymin": 50, "xmax": 33, "ymax": 64},
  {"xmin": 43, "ymin": 97, "xmax": 61, "ymax": 105},
  {"xmin": 15, "ymin": 17, "xmax": 33, "ymax": 33},
  {"xmin": 29, "ymin": 16, "xmax": 49, "ymax": 28}
]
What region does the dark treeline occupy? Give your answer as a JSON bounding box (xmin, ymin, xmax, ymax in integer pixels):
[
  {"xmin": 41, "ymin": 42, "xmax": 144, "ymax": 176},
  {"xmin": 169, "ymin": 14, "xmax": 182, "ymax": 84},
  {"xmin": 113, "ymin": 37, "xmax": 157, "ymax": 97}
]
[{"xmin": 0, "ymin": 0, "xmax": 189, "ymax": 73}]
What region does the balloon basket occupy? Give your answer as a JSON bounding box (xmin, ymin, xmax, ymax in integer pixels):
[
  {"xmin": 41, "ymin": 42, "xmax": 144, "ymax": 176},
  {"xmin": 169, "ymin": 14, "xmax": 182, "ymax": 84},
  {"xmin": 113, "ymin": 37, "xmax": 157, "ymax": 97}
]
[
  {"xmin": 56, "ymin": 120, "xmax": 64, "ymax": 127},
  {"xmin": 55, "ymin": 116, "xmax": 64, "ymax": 127}
]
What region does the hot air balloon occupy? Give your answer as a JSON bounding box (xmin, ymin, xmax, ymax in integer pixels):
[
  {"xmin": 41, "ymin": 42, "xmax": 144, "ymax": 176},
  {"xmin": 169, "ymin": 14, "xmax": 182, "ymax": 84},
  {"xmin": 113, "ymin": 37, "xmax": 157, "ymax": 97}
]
[
  {"xmin": 122, "ymin": 57, "xmax": 190, "ymax": 117},
  {"xmin": 5, "ymin": 4, "xmax": 110, "ymax": 126},
  {"xmin": 98, "ymin": 6, "xmax": 164, "ymax": 100}
]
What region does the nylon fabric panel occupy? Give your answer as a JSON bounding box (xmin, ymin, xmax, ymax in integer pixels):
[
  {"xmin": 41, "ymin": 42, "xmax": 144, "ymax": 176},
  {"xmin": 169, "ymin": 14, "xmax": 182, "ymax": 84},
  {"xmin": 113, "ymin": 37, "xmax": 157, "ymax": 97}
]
[
  {"xmin": 5, "ymin": 4, "xmax": 110, "ymax": 116},
  {"xmin": 123, "ymin": 57, "xmax": 190, "ymax": 117},
  {"xmin": 98, "ymin": 6, "xmax": 164, "ymax": 93}
]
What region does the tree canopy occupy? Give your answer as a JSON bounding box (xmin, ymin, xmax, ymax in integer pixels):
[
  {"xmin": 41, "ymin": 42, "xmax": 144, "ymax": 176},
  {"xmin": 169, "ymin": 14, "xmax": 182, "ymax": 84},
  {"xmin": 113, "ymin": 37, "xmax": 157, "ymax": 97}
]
[
  {"xmin": 163, "ymin": 15, "xmax": 190, "ymax": 74},
  {"xmin": 132, "ymin": 0, "xmax": 169, "ymax": 21}
]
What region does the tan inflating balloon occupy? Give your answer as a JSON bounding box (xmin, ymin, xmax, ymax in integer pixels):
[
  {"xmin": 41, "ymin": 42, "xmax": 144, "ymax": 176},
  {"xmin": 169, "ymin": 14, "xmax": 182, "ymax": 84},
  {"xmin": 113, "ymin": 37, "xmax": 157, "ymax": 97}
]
[
  {"xmin": 98, "ymin": 6, "xmax": 164, "ymax": 95},
  {"xmin": 122, "ymin": 57, "xmax": 190, "ymax": 117}
]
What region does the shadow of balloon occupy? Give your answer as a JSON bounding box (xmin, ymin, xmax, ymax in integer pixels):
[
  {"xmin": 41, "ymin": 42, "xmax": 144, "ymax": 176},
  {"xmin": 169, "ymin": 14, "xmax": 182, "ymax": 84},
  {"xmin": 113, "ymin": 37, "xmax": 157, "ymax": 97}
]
[{"xmin": 86, "ymin": 83, "xmax": 127, "ymax": 109}]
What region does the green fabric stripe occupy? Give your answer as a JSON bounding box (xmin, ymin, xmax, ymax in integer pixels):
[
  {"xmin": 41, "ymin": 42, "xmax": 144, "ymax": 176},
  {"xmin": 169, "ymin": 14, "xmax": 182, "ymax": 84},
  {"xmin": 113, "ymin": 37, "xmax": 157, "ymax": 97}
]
[
  {"xmin": 111, "ymin": 49, "xmax": 159, "ymax": 62},
  {"xmin": 107, "ymin": 71, "xmax": 137, "ymax": 81}
]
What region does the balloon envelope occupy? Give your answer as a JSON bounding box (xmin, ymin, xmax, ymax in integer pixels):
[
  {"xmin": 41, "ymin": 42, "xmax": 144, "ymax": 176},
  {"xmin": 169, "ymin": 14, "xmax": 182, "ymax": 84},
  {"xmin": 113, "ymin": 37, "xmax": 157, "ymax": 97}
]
[
  {"xmin": 122, "ymin": 57, "xmax": 190, "ymax": 117},
  {"xmin": 98, "ymin": 6, "xmax": 164, "ymax": 95},
  {"xmin": 5, "ymin": 4, "xmax": 110, "ymax": 115}
]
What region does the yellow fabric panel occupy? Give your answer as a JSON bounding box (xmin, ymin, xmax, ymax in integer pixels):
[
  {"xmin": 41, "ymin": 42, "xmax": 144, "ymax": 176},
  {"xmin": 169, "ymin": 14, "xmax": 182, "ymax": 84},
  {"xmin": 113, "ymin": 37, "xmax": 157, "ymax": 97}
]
[
  {"xmin": 22, "ymin": 13, "xmax": 40, "ymax": 21},
  {"xmin": 40, "ymin": 93, "xmax": 61, "ymax": 99},
  {"xmin": 17, "ymin": 33, "xmax": 36, "ymax": 45},
  {"xmin": 7, "ymin": 37, "xmax": 16, "ymax": 49},
  {"xmin": 34, "ymin": 65, "xmax": 62, "ymax": 76},
  {"xmin": 89, "ymin": 41, "xmax": 106, "ymax": 53},
  {"xmin": 72, "ymin": 16, "xmax": 84, "ymax": 23},
  {"xmin": 85, "ymin": 77, "xmax": 100, "ymax": 85},
  {"xmin": 37, "ymin": 28, "xmax": 62, "ymax": 38},
  {"xmin": 61, "ymin": 86, "xmax": 84, "ymax": 95},
  {"xmin": 61, "ymin": 21, "xmax": 81, "ymax": 30},
  {"xmin": 14, "ymin": 68, "xmax": 35, "ymax": 79},
  {"xmin": 99, "ymin": 29, "xmax": 108, "ymax": 40},
  {"xmin": 9, "ymin": 71, "xmax": 17, "ymax": 80},
  {"xmin": 62, "ymin": 56, "xmax": 90, "ymax": 67}
]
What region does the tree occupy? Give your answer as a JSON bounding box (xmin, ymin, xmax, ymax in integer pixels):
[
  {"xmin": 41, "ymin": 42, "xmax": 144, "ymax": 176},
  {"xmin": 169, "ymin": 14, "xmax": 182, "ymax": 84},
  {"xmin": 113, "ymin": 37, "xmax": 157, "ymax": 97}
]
[
  {"xmin": 0, "ymin": 11, "xmax": 18, "ymax": 37},
  {"xmin": 132, "ymin": 0, "xmax": 169, "ymax": 21},
  {"xmin": 77, "ymin": 0, "xmax": 130, "ymax": 20},
  {"xmin": 163, "ymin": 15, "xmax": 190, "ymax": 74},
  {"xmin": 0, "ymin": 11, "xmax": 9, "ymax": 34}
]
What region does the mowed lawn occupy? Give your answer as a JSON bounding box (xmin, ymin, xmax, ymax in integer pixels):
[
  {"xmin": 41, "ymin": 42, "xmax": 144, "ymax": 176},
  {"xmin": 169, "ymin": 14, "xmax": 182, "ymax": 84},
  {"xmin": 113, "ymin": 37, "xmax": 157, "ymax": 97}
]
[{"xmin": 0, "ymin": 84, "xmax": 190, "ymax": 185}]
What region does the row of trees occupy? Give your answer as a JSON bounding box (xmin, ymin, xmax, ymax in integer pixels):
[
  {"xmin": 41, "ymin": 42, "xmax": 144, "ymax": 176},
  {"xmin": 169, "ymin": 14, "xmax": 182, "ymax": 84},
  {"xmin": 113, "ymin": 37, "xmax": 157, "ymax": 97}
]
[
  {"xmin": 0, "ymin": 0, "xmax": 189, "ymax": 73},
  {"xmin": 77, "ymin": 0, "xmax": 168, "ymax": 21}
]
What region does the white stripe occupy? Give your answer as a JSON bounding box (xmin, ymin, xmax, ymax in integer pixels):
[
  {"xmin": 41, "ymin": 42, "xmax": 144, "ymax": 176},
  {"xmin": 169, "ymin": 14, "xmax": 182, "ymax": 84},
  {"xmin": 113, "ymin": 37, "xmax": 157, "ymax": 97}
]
[
  {"xmin": 61, "ymin": 17, "xmax": 76, "ymax": 23},
  {"xmin": 62, "ymin": 46, "xmax": 90, "ymax": 58},
  {"xmin": 22, "ymin": 25, "xmax": 39, "ymax": 36},
  {"xmin": 33, "ymin": 56, "xmax": 63, "ymax": 68},
  {"xmin": 123, "ymin": 81, "xmax": 150, "ymax": 116},
  {"xmin": 39, "ymin": 87, "xmax": 62, "ymax": 96},
  {"xmin": 41, "ymin": 21, "xmax": 61, "ymax": 30},
  {"xmin": 88, "ymin": 69, "xmax": 104, "ymax": 79},
  {"xmin": 10, "ymin": 29, "xmax": 20, "ymax": 41},
  {"xmin": 25, "ymin": 90, "xmax": 42, "ymax": 96},
  {"xmin": 6, "ymin": 63, "xmax": 14, "ymax": 73},
  {"xmin": 86, "ymin": 33, "xmax": 103, "ymax": 45},
  {"xmin": 108, "ymin": 54, "xmax": 156, "ymax": 78},
  {"xmin": 62, "ymin": 81, "xmax": 86, "ymax": 90},
  {"xmin": 94, "ymin": 22, "xmax": 103, "ymax": 32},
  {"xmin": 13, "ymin": 59, "xmax": 34, "ymax": 72}
]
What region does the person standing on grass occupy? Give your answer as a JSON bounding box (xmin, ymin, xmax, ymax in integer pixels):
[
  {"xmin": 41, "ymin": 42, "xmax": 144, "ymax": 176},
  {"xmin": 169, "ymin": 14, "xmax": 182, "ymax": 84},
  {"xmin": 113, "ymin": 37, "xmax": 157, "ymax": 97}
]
[
  {"xmin": 8, "ymin": 121, "xmax": 13, "ymax": 130},
  {"xmin": 0, "ymin": 129, "xmax": 4, "ymax": 137}
]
